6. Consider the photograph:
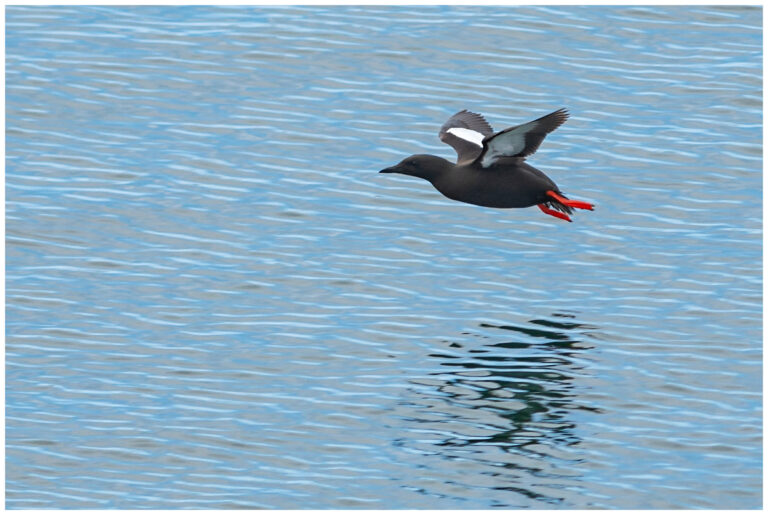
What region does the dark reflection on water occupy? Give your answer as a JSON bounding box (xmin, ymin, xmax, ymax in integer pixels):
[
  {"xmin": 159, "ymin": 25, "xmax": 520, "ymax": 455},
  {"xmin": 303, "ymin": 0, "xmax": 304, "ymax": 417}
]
[{"xmin": 398, "ymin": 313, "xmax": 600, "ymax": 507}]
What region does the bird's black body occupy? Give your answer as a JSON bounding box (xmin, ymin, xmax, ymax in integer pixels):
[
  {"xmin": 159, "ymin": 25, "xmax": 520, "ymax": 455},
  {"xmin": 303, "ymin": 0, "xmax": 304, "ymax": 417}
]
[{"xmin": 380, "ymin": 109, "xmax": 593, "ymax": 222}]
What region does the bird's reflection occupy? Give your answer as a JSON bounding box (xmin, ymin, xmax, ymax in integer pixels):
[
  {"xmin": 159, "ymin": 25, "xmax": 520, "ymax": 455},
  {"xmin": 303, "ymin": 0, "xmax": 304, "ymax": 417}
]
[{"xmin": 398, "ymin": 312, "xmax": 600, "ymax": 507}]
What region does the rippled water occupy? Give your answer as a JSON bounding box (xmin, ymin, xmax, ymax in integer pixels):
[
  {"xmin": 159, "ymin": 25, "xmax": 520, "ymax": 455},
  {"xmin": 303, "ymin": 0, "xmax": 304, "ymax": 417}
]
[{"xmin": 6, "ymin": 5, "xmax": 762, "ymax": 509}]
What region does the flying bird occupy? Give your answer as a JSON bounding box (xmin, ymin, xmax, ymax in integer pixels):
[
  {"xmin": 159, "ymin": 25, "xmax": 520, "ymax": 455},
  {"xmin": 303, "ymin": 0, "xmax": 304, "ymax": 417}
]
[{"xmin": 379, "ymin": 108, "xmax": 594, "ymax": 222}]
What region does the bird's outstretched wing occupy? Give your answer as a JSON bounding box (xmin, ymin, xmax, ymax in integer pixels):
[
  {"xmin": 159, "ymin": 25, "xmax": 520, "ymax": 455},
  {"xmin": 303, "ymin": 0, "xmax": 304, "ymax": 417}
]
[
  {"xmin": 477, "ymin": 108, "xmax": 569, "ymax": 168},
  {"xmin": 438, "ymin": 110, "xmax": 494, "ymax": 165}
]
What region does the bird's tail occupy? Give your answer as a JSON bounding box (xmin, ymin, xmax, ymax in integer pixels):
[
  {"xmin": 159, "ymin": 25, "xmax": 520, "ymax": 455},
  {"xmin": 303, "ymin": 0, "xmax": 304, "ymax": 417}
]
[
  {"xmin": 545, "ymin": 195, "xmax": 575, "ymax": 215},
  {"xmin": 546, "ymin": 190, "xmax": 595, "ymax": 214}
]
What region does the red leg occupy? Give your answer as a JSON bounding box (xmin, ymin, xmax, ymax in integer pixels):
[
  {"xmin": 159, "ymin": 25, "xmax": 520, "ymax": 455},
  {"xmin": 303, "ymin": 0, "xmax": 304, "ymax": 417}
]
[
  {"xmin": 538, "ymin": 203, "xmax": 572, "ymax": 222},
  {"xmin": 546, "ymin": 190, "xmax": 594, "ymax": 211}
]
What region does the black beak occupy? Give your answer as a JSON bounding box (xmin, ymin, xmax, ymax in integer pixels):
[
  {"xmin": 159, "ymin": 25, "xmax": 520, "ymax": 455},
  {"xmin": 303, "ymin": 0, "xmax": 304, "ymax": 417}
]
[{"xmin": 379, "ymin": 166, "xmax": 396, "ymax": 174}]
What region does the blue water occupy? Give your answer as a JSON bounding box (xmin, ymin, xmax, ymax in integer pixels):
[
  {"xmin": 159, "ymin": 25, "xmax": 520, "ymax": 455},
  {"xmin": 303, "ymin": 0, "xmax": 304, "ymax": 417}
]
[{"xmin": 6, "ymin": 5, "xmax": 762, "ymax": 509}]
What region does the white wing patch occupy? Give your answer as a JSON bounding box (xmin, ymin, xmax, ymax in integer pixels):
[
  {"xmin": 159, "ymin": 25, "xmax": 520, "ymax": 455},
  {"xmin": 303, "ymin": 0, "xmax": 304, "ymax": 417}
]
[
  {"xmin": 480, "ymin": 123, "xmax": 531, "ymax": 167},
  {"xmin": 446, "ymin": 127, "xmax": 484, "ymax": 148}
]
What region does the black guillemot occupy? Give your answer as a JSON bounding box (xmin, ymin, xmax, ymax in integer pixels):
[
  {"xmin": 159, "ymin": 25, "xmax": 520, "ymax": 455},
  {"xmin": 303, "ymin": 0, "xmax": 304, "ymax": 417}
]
[{"xmin": 379, "ymin": 108, "xmax": 594, "ymax": 222}]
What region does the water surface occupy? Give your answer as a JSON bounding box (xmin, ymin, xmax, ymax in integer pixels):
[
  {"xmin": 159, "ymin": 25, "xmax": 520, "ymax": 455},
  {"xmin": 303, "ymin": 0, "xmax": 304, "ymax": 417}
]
[{"xmin": 6, "ymin": 5, "xmax": 762, "ymax": 509}]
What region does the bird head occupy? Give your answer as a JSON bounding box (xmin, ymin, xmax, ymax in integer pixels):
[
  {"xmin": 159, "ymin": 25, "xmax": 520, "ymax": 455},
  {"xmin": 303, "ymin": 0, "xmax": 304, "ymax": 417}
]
[{"xmin": 379, "ymin": 154, "xmax": 449, "ymax": 182}]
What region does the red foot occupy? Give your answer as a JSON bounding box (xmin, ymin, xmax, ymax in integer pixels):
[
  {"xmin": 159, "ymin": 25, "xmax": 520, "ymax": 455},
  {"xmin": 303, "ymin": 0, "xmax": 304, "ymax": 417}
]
[
  {"xmin": 546, "ymin": 190, "xmax": 594, "ymax": 211},
  {"xmin": 538, "ymin": 203, "xmax": 571, "ymax": 222}
]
